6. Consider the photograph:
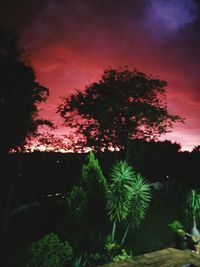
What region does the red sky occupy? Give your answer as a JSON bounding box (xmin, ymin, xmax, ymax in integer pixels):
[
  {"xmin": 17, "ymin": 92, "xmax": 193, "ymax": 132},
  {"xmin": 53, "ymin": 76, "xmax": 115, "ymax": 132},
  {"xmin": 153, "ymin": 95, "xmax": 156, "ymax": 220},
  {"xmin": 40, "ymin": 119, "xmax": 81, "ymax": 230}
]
[{"xmin": 1, "ymin": 0, "xmax": 200, "ymax": 151}]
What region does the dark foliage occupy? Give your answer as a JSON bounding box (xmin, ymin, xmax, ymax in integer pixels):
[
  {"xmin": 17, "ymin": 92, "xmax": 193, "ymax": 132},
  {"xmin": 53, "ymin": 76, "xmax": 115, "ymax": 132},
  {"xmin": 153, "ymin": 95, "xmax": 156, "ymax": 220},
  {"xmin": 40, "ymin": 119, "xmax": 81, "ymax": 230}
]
[
  {"xmin": 0, "ymin": 27, "xmax": 51, "ymax": 154},
  {"xmin": 0, "ymin": 27, "xmax": 51, "ymax": 264},
  {"xmin": 2, "ymin": 149, "xmax": 200, "ymax": 266},
  {"xmin": 58, "ymin": 67, "xmax": 183, "ymax": 152},
  {"xmin": 128, "ymin": 139, "xmax": 181, "ymax": 181}
]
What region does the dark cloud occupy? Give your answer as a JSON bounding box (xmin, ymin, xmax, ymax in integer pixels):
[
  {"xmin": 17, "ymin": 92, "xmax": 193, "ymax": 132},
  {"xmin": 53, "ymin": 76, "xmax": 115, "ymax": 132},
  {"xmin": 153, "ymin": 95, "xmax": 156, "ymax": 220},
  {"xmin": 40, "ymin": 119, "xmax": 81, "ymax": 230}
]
[{"xmin": 0, "ymin": 0, "xmax": 45, "ymax": 30}]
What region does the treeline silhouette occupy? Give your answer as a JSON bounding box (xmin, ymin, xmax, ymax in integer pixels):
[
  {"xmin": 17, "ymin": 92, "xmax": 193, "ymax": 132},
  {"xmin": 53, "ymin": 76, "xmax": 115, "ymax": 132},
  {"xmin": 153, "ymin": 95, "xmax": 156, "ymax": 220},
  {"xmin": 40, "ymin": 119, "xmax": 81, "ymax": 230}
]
[{"xmin": 9, "ymin": 141, "xmax": 200, "ymax": 208}]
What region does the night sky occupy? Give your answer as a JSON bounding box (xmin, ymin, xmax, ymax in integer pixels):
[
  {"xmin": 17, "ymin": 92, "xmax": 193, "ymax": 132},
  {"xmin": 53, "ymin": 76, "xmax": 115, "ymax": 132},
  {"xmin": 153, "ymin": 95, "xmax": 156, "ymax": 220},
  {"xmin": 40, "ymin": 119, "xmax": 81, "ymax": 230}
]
[{"xmin": 1, "ymin": 0, "xmax": 200, "ymax": 151}]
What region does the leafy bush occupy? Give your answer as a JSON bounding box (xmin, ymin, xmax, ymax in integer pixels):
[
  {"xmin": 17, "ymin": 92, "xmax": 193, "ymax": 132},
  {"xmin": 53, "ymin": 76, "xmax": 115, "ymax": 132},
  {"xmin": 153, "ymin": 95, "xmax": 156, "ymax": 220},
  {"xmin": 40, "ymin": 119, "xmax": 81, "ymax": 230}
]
[
  {"xmin": 104, "ymin": 235, "xmax": 132, "ymax": 263},
  {"xmin": 79, "ymin": 151, "xmax": 108, "ymax": 231},
  {"xmin": 112, "ymin": 249, "xmax": 132, "ymax": 262},
  {"xmin": 21, "ymin": 233, "xmax": 73, "ymax": 267},
  {"xmin": 81, "ymin": 151, "xmax": 107, "ymax": 192},
  {"xmin": 168, "ymin": 220, "xmax": 187, "ymax": 238},
  {"xmin": 66, "ymin": 185, "xmax": 88, "ymax": 222},
  {"xmin": 168, "ymin": 220, "xmax": 184, "ymax": 233}
]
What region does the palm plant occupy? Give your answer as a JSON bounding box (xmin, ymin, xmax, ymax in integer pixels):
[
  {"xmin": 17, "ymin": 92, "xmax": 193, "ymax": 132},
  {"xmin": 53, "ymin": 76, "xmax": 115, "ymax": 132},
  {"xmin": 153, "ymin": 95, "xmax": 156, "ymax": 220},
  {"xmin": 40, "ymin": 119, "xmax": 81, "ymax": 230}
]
[
  {"xmin": 107, "ymin": 161, "xmax": 135, "ymax": 242},
  {"xmin": 185, "ymin": 189, "xmax": 200, "ymax": 235},
  {"xmin": 107, "ymin": 160, "xmax": 151, "ymax": 244},
  {"xmin": 121, "ymin": 173, "xmax": 151, "ymax": 246}
]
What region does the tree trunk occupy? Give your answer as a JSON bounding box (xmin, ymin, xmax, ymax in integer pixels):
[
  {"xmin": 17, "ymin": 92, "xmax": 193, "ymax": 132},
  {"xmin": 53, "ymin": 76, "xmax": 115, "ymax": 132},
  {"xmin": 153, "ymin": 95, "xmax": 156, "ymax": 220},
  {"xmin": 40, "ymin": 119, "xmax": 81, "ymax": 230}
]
[
  {"xmin": 121, "ymin": 222, "xmax": 131, "ymax": 246},
  {"xmin": 194, "ymin": 215, "xmax": 196, "ymax": 229},
  {"xmin": 112, "ymin": 220, "xmax": 117, "ymax": 242}
]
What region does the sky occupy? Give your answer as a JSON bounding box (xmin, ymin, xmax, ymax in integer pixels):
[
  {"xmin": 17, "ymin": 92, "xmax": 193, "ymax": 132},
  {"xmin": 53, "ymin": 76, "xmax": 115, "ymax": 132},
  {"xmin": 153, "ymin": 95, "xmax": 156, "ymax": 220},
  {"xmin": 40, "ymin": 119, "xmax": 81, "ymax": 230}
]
[{"xmin": 0, "ymin": 0, "xmax": 200, "ymax": 151}]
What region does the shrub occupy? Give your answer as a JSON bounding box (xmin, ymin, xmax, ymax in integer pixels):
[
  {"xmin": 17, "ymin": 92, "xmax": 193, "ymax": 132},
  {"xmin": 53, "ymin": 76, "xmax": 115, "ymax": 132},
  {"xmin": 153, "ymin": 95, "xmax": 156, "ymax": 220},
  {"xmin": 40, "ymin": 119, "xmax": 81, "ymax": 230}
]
[
  {"xmin": 112, "ymin": 249, "xmax": 132, "ymax": 262},
  {"xmin": 21, "ymin": 233, "xmax": 73, "ymax": 267},
  {"xmin": 168, "ymin": 220, "xmax": 184, "ymax": 233}
]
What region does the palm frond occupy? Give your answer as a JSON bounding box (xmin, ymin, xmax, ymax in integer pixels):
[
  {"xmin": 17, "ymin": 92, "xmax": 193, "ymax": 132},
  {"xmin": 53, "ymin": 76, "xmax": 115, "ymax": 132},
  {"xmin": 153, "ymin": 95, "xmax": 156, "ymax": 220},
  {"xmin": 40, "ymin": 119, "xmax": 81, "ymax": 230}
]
[
  {"xmin": 129, "ymin": 173, "xmax": 151, "ymax": 228},
  {"xmin": 107, "ymin": 160, "xmax": 135, "ymax": 222}
]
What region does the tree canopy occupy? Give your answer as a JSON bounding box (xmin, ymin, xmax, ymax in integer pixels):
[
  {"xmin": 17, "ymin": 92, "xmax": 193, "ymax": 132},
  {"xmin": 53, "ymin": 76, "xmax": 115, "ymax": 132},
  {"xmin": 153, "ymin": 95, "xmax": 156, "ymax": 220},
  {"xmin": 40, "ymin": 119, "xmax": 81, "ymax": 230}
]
[
  {"xmin": 0, "ymin": 27, "xmax": 52, "ymax": 252},
  {"xmin": 0, "ymin": 27, "xmax": 51, "ymax": 154},
  {"xmin": 58, "ymin": 67, "xmax": 182, "ymax": 152}
]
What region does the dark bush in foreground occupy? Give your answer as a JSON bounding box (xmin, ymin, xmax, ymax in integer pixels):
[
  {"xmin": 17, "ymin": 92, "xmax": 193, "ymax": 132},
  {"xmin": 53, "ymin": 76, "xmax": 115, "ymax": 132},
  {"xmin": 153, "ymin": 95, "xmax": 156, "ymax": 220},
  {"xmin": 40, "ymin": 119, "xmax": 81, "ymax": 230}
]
[{"xmin": 21, "ymin": 233, "xmax": 73, "ymax": 267}]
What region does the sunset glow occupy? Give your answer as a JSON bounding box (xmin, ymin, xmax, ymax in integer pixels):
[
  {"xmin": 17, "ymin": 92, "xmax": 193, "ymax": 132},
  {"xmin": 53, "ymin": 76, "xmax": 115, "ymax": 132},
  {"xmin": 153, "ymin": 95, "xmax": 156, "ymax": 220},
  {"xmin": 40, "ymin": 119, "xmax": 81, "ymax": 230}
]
[{"xmin": 1, "ymin": 0, "xmax": 200, "ymax": 151}]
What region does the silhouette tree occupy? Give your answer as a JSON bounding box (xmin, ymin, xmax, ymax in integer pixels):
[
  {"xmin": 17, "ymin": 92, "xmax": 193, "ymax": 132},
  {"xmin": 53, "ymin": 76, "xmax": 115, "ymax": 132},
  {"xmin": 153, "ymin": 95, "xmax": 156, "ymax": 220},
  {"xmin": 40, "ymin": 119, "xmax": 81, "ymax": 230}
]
[
  {"xmin": 20, "ymin": 133, "xmax": 74, "ymax": 152},
  {"xmin": 192, "ymin": 145, "xmax": 200, "ymax": 153},
  {"xmin": 58, "ymin": 68, "xmax": 183, "ymax": 153},
  {"xmin": 0, "ymin": 27, "xmax": 51, "ymax": 249},
  {"xmin": 0, "ymin": 27, "xmax": 51, "ymax": 154},
  {"xmin": 128, "ymin": 139, "xmax": 181, "ymax": 181}
]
